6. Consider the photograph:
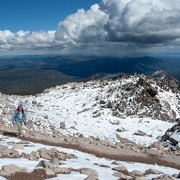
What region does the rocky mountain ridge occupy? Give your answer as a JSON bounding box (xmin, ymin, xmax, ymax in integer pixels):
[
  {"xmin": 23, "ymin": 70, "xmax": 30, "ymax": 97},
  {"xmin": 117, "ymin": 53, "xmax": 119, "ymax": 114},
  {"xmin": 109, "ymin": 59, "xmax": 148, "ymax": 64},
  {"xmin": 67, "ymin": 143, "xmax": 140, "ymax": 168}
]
[
  {"xmin": 0, "ymin": 72, "xmax": 180, "ymax": 179},
  {"xmin": 0, "ymin": 72, "xmax": 179, "ymax": 142}
]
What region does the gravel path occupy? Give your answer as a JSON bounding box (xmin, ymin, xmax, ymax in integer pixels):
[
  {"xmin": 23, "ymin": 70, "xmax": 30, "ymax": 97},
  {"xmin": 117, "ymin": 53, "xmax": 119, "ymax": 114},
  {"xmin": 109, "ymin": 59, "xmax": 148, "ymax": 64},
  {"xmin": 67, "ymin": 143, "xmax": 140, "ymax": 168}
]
[
  {"xmin": 1, "ymin": 130, "xmax": 180, "ymax": 180},
  {"xmin": 2, "ymin": 131, "xmax": 180, "ymax": 170}
]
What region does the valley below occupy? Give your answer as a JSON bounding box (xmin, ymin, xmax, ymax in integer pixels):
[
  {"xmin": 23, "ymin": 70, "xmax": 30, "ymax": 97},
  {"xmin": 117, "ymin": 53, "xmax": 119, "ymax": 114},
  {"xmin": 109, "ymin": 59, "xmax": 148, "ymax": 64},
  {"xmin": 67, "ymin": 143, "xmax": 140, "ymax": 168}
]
[{"xmin": 0, "ymin": 55, "xmax": 179, "ymax": 95}]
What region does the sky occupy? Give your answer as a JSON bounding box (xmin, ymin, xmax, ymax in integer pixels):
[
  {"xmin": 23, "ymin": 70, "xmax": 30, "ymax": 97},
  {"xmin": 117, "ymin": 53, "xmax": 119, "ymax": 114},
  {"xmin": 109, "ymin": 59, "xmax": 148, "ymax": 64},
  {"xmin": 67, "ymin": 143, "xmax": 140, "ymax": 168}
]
[{"xmin": 0, "ymin": 0, "xmax": 180, "ymax": 57}]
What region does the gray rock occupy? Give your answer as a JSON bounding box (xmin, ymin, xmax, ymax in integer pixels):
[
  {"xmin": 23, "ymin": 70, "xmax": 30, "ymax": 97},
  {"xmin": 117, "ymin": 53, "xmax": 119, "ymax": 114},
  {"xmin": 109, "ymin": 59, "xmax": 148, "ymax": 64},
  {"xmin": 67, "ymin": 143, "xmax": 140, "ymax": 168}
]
[
  {"xmin": 84, "ymin": 175, "xmax": 99, "ymax": 180},
  {"xmin": 149, "ymin": 142, "xmax": 165, "ymax": 152},
  {"xmin": 0, "ymin": 164, "xmax": 27, "ymax": 176},
  {"xmin": 36, "ymin": 160, "xmax": 54, "ymax": 170},
  {"xmin": 130, "ymin": 170, "xmax": 144, "ymax": 177},
  {"xmin": 133, "ymin": 130, "xmax": 147, "ymax": 136},
  {"xmin": 12, "ymin": 144, "xmax": 24, "ymax": 150},
  {"xmin": 0, "ymin": 145, "xmax": 8, "ymax": 151},
  {"xmin": 152, "ymin": 174, "xmax": 174, "ymax": 180},
  {"xmin": 145, "ymin": 168, "xmax": 163, "ymax": 175},
  {"xmin": 53, "ymin": 167, "xmax": 71, "ymax": 174},
  {"xmin": 45, "ymin": 168, "xmax": 56, "ymax": 176},
  {"xmin": 80, "ymin": 168, "xmax": 98, "ymax": 177},
  {"xmin": 50, "ymin": 158, "xmax": 60, "ymax": 166},
  {"xmin": 112, "ymin": 166, "xmax": 129, "ymax": 175}
]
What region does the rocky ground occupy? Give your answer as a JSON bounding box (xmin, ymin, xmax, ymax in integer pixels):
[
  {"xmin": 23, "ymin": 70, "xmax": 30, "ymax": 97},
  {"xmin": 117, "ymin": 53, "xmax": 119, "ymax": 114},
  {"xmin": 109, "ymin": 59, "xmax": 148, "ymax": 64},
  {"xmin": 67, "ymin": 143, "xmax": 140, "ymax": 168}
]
[
  {"xmin": 0, "ymin": 124, "xmax": 179, "ymax": 180},
  {"xmin": 0, "ymin": 73, "xmax": 179, "ymax": 179}
]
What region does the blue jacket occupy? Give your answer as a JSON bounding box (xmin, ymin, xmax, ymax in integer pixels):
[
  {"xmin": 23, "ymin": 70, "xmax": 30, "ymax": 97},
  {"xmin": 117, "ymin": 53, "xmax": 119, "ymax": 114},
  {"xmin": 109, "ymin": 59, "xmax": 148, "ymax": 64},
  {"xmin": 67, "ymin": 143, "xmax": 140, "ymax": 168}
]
[{"xmin": 12, "ymin": 110, "xmax": 27, "ymax": 123}]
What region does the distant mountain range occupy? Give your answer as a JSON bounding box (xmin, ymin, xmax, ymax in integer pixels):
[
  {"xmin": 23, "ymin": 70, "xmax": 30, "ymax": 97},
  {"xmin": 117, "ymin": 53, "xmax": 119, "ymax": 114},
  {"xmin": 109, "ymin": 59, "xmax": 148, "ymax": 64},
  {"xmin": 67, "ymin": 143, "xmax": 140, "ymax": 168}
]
[{"xmin": 0, "ymin": 55, "xmax": 179, "ymax": 95}]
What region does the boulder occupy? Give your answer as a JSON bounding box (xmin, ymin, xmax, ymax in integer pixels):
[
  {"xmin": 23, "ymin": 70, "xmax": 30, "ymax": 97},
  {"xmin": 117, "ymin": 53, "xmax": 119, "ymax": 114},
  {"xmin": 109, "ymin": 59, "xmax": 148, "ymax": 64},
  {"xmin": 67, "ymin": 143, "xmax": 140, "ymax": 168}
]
[
  {"xmin": 53, "ymin": 167, "xmax": 71, "ymax": 174},
  {"xmin": 145, "ymin": 169, "xmax": 163, "ymax": 175},
  {"xmin": 36, "ymin": 160, "xmax": 54, "ymax": 170},
  {"xmin": 152, "ymin": 174, "xmax": 174, "ymax": 180},
  {"xmin": 149, "ymin": 141, "xmax": 165, "ymax": 152},
  {"xmin": 45, "ymin": 168, "xmax": 56, "ymax": 176},
  {"xmin": 0, "ymin": 164, "xmax": 27, "ymax": 176},
  {"xmin": 12, "ymin": 144, "xmax": 24, "ymax": 150},
  {"xmin": 80, "ymin": 168, "xmax": 98, "ymax": 177},
  {"xmin": 112, "ymin": 166, "xmax": 129, "ymax": 175},
  {"xmin": 130, "ymin": 170, "xmax": 144, "ymax": 177}
]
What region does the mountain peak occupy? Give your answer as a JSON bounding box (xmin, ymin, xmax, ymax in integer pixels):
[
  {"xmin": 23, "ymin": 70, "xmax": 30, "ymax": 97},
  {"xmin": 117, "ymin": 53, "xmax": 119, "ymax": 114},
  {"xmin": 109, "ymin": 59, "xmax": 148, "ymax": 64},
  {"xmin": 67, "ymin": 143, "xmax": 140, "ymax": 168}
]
[
  {"xmin": 0, "ymin": 73, "xmax": 179, "ymax": 146},
  {"xmin": 150, "ymin": 70, "xmax": 180, "ymax": 88}
]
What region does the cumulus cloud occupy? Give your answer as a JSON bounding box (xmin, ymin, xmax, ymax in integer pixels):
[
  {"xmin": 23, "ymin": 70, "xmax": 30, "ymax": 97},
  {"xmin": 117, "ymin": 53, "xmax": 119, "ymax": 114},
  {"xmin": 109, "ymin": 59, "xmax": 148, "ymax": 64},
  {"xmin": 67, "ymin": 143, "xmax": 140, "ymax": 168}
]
[
  {"xmin": 0, "ymin": 30, "xmax": 55, "ymax": 54},
  {"xmin": 1, "ymin": 0, "xmax": 180, "ymax": 56},
  {"xmin": 102, "ymin": 0, "xmax": 180, "ymax": 44},
  {"xmin": 56, "ymin": 4, "xmax": 108, "ymax": 44},
  {"xmin": 55, "ymin": 0, "xmax": 180, "ymax": 56}
]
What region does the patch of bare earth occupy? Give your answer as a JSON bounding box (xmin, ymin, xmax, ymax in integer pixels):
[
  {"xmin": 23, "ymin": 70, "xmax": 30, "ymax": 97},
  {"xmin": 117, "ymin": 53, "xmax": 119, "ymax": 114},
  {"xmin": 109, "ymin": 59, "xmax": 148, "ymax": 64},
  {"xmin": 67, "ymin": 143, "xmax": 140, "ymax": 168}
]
[{"xmin": 7, "ymin": 169, "xmax": 54, "ymax": 180}]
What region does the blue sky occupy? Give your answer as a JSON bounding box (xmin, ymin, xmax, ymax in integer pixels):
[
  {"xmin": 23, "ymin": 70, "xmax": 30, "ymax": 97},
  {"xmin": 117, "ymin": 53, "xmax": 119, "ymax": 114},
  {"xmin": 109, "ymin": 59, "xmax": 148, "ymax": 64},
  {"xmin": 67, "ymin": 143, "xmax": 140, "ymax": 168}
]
[
  {"xmin": 0, "ymin": 0, "xmax": 100, "ymax": 32},
  {"xmin": 0, "ymin": 0, "xmax": 180, "ymax": 57}
]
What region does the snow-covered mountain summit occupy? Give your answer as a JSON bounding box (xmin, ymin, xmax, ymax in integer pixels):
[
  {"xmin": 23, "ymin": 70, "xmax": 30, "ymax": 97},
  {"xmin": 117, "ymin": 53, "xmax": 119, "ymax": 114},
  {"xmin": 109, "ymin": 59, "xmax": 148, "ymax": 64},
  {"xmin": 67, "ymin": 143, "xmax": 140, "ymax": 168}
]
[
  {"xmin": 0, "ymin": 73, "xmax": 179, "ymax": 146},
  {"xmin": 150, "ymin": 70, "xmax": 180, "ymax": 88}
]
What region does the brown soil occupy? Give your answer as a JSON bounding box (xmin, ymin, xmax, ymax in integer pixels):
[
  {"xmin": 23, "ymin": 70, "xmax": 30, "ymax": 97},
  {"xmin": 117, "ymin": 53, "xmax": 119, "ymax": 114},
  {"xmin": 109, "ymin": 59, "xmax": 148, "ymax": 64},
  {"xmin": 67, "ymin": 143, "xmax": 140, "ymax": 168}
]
[
  {"xmin": 20, "ymin": 135, "xmax": 180, "ymax": 169},
  {"xmin": 7, "ymin": 169, "xmax": 53, "ymax": 180}
]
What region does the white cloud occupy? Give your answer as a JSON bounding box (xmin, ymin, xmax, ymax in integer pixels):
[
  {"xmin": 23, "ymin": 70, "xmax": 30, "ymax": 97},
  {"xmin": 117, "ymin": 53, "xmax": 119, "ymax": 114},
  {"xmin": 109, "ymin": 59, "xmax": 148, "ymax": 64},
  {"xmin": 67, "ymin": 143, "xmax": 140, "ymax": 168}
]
[
  {"xmin": 55, "ymin": 4, "xmax": 108, "ymax": 43},
  {"xmin": 54, "ymin": 0, "xmax": 180, "ymax": 56},
  {"xmin": 101, "ymin": 0, "xmax": 180, "ymax": 43},
  {"xmin": 1, "ymin": 0, "xmax": 180, "ymax": 56},
  {"xmin": 0, "ymin": 30, "xmax": 55, "ymax": 53}
]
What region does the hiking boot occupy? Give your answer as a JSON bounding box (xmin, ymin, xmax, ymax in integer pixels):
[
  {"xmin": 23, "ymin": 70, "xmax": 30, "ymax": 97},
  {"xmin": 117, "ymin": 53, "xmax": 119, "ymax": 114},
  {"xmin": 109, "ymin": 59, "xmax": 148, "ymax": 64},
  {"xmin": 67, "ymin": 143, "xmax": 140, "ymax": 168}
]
[{"xmin": 18, "ymin": 133, "xmax": 23, "ymax": 137}]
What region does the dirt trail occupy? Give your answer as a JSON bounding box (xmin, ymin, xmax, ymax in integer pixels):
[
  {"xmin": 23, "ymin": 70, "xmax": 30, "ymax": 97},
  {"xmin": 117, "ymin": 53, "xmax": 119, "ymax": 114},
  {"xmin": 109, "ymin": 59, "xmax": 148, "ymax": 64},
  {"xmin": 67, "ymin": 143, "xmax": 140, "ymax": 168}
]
[{"xmin": 1, "ymin": 130, "xmax": 180, "ymax": 170}]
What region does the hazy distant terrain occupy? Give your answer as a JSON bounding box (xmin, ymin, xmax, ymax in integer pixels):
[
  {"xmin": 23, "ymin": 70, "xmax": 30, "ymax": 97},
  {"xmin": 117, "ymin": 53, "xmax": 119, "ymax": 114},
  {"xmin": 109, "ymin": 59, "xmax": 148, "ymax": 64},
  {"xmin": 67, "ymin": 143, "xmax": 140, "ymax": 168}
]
[
  {"xmin": 0, "ymin": 68, "xmax": 81, "ymax": 95},
  {"xmin": 0, "ymin": 55, "xmax": 179, "ymax": 95}
]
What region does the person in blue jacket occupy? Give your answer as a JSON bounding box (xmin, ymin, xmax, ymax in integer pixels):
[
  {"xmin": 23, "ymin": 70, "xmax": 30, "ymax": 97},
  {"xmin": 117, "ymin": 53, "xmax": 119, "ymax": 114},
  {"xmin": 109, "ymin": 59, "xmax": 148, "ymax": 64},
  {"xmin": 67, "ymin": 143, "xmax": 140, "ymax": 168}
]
[{"xmin": 12, "ymin": 104, "xmax": 27, "ymax": 136}]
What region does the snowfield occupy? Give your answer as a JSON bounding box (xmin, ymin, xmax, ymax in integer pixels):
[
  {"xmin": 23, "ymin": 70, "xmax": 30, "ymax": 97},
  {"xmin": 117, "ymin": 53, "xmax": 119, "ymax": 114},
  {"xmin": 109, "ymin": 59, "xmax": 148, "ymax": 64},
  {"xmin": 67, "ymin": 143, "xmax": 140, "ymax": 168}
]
[
  {"xmin": 2, "ymin": 75, "xmax": 179, "ymax": 146},
  {"xmin": 0, "ymin": 74, "xmax": 179, "ymax": 179}
]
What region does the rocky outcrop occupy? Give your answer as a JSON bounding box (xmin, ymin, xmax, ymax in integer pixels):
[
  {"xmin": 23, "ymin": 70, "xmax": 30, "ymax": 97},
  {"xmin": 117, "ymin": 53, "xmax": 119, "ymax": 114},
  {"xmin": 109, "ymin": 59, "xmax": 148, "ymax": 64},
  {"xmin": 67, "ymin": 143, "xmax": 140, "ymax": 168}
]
[
  {"xmin": 150, "ymin": 71, "xmax": 180, "ymax": 89},
  {"xmin": 0, "ymin": 73, "xmax": 179, "ymax": 179},
  {"xmin": 93, "ymin": 74, "xmax": 179, "ymax": 121},
  {"xmin": 160, "ymin": 119, "xmax": 180, "ymax": 150},
  {"xmin": 0, "ymin": 73, "xmax": 179, "ymax": 142}
]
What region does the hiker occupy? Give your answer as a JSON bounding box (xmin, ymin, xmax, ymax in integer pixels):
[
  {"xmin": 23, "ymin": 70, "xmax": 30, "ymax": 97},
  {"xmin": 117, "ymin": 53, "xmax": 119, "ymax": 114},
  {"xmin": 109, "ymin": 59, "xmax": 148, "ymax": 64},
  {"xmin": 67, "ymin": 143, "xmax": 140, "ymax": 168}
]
[{"xmin": 12, "ymin": 104, "xmax": 27, "ymax": 136}]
